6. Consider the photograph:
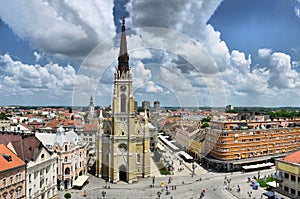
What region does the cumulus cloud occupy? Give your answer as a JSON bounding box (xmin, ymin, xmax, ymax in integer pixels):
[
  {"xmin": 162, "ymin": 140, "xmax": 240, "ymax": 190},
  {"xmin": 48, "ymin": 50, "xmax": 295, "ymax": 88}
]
[
  {"xmin": 0, "ymin": 0, "xmax": 115, "ymax": 58},
  {"xmin": 258, "ymin": 48, "xmax": 272, "ymax": 59},
  {"xmin": 269, "ymin": 52, "xmax": 300, "ymax": 89},
  {"xmin": 0, "ymin": 53, "xmax": 91, "ymax": 104},
  {"xmin": 145, "ymin": 81, "xmax": 163, "ymax": 93}
]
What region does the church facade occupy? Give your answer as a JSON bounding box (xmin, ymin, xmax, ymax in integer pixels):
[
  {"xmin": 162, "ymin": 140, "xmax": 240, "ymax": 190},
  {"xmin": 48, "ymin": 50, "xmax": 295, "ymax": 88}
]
[{"xmin": 96, "ymin": 18, "xmax": 150, "ymax": 183}]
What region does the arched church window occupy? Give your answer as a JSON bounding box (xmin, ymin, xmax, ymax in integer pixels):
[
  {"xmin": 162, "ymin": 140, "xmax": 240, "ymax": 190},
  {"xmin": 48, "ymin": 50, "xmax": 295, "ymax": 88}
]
[
  {"xmin": 121, "ymin": 94, "xmax": 127, "ymax": 112},
  {"xmin": 137, "ymin": 153, "xmax": 141, "ymax": 163}
]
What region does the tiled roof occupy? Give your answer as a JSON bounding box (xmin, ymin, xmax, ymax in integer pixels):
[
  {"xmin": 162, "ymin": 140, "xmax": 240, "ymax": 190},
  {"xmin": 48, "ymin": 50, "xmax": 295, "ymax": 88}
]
[
  {"xmin": 282, "ymin": 150, "xmax": 300, "ymax": 164},
  {"xmin": 0, "ymin": 133, "xmax": 48, "ymax": 163},
  {"xmin": 0, "ymin": 144, "xmax": 25, "ymax": 172},
  {"xmin": 83, "ymin": 124, "xmax": 97, "ymax": 131}
]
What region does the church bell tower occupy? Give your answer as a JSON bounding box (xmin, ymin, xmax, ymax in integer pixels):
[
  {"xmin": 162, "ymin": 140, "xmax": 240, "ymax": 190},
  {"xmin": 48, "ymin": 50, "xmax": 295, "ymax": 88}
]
[{"xmin": 97, "ymin": 17, "xmax": 150, "ymax": 183}]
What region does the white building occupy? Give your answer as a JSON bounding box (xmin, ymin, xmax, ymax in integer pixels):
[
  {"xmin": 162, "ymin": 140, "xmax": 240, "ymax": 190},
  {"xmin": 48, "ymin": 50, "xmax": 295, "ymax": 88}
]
[
  {"xmin": 36, "ymin": 127, "xmax": 89, "ymax": 190},
  {"xmin": 0, "ymin": 132, "xmax": 58, "ymax": 199}
]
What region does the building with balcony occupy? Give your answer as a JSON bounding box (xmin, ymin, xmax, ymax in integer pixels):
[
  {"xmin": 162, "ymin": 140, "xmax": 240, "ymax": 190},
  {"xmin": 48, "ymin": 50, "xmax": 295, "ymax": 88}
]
[
  {"xmin": 0, "ymin": 132, "xmax": 57, "ymax": 199},
  {"xmin": 0, "ymin": 144, "xmax": 26, "ymax": 199},
  {"xmin": 273, "ymin": 150, "xmax": 300, "ymax": 199},
  {"xmin": 203, "ymin": 118, "xmax": 300, "ymax": 171},
  {"xmin": 36, "ymin": 126, "xmax": 89, "ymax": 190}
]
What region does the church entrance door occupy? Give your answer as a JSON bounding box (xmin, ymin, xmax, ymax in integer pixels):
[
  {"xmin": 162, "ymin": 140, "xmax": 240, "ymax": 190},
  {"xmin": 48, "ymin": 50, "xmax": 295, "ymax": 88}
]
[{"xmin": 119, "ymin": 165, "xmax": 127, "ymax": 182}]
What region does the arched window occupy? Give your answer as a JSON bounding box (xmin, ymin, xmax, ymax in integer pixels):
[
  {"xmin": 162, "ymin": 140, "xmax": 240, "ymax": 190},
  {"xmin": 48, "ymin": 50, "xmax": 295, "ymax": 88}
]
[
  {"xmin": 121, "ymin": 94, "xmax": 127, "ymax": 112},
  {"xmin": 65, "ymin": 145, "xmax": 68, "ymax": 151},
  {"xmin": 137, "ymin": 153, "xmax": 141, "ymax": 163},
  {"xmin": 64, "ymin": 167, "xmax": 70, "ymax": 175},
  {"xmin": 64, "ymin": 157, "xmax": 68, "ymax": 162}
]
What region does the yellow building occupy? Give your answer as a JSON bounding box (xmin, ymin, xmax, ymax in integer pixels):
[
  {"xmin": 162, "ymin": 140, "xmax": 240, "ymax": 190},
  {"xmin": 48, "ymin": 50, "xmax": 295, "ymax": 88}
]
[
  {"xmin": 273, "ymin": 150, "xmax": 300, "ymax": 198},
  {"xmin": 96, "ymin": 18, "xmax": 150, "ymax": 183}
]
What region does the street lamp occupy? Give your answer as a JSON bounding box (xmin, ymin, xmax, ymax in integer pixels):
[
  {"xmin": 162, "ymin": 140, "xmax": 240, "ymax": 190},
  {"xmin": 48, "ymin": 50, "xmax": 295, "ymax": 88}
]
[{"xmin": 102, "ymin": 191, "xmax": 106, "ymax": 199}]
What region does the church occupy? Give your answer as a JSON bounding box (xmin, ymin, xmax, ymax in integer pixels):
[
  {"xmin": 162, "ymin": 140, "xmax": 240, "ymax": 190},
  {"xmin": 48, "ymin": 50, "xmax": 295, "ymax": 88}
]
[{"xmin": 96, "ymin": 18, "xmax": 151, "ymax": 183}]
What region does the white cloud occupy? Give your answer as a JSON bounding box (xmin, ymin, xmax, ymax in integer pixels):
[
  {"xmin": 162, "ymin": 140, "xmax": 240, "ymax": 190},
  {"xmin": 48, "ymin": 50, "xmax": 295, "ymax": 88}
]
[
  {"xmin": 258, "ymin": 48, "xmax": 272, "ymax": 59},
  {"xmin": 0, "ymin": 0, "xmax": 115, "ymax": 58},
  {"xmin": 0, "ymin": 53, "xmax": 92, "ymax": 105},
  {"xmin": 145, "ymin": 81, "xmax": 163, "ymax": 93},
  {"xmin": 269, "ymin": 52, "xmax": 300, "ymax": 89},
  {"xmin": 33, "ymin": 51, "xmax": 42, "ymax": 62}
]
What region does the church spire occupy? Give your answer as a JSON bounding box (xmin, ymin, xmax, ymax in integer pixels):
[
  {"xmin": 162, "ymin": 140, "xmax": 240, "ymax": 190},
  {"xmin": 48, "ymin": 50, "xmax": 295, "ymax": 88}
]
[{"xmin": 118, "ymin": 16, "xmax": 129, "ymax": 74}]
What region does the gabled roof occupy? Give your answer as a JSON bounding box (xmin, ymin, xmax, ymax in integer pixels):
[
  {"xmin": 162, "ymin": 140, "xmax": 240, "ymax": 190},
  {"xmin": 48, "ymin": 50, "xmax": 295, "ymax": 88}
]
[
  {"xmin": 282, "ymin": 150, "xmax": 300, "ymax": 164},
  {"xmin": 0, "ymin": 144, "xmax": 25, "ymax": 172},
  {"xmin": 0, "ymin": 132, "xmax": 50, "ymax": 163}
]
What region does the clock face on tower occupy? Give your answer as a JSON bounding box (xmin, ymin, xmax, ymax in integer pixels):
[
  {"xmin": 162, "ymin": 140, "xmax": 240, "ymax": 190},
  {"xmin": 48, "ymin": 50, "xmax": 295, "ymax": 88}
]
[{"xmin": 120, "ymin": 85, "xmax": 127, "ymax": 92}]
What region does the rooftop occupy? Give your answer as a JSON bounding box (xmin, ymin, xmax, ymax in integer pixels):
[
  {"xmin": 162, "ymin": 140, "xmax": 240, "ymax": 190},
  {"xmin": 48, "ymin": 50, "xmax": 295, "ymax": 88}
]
[
  {"xmin": 0, "ymin": 144, "xmax": 25, "ymax": 172},
  {"xmin": 281, "ymin": 150, "xmax": 300, "ymax": 164}
]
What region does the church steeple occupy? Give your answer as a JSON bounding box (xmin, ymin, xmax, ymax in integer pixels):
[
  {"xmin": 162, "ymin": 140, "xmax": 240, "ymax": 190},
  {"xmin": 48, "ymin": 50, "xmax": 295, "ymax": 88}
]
[{"xmin": 118, "ymin": 17, "xmax": 129, "ymax": 74}]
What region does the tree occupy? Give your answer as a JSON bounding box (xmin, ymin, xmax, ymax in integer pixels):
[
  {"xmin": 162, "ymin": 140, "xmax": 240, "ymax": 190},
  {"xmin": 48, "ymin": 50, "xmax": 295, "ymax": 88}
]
[
  {"xmin": 0, "ymin": 112, "xmax": 8, "ymax": 120},
  {"xmin": 201, "ymin": 122, "xmax": 210, "ymax": 128},
  {"xmin": 64, "ymin": 193, "xmax": 71, "ymax": 199}
]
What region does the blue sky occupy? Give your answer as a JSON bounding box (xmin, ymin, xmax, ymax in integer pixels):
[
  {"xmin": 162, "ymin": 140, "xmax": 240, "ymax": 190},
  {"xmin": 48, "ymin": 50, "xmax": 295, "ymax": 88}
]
[{"xmin": 0, "ymin": 0, "xmax": 300, "ymax": 107}]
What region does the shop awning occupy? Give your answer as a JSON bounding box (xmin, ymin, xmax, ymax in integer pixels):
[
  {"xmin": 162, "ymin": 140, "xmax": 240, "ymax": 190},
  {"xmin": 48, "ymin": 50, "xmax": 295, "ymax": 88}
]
[
  {"xmin": 242, "ymin": 162, "xmax": 274, "ymax": 170},
  {"xmin": 73, "ymin": 175, "xmax": 89, "ymax": 187},
  {"xmin": 266, "ymin": 181, "xmax": 277, "ymax": 188}
]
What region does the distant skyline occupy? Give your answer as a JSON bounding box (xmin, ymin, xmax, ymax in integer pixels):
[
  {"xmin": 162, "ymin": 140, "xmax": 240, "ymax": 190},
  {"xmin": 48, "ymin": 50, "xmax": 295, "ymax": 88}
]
[{"xmin": 1, "ymin": 0, "xmax": 300, "ymax": 107}]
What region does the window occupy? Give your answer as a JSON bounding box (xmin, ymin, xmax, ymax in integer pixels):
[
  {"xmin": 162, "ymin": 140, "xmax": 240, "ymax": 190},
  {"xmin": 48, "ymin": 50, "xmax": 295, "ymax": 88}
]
[
  {"xmin": 29, "ymin": 188, "xmax": 32, "ymax": 196},
  {"xmin": 121, "ymin": 94, "xmax": 127, "ymax": 112},
  {"xmin": 65, "ymin": 145, "xmax": 68, "ymax": 151},
  {"xmin": 65, "ymin": 157, "xmax": 68, "ymax": 162},
  {"xmin": 65, "ymin": 167, "xmax": 70, "ymax": 175},
  {"xmin": 249, "ymin": 139, "xmax": 253, "ymax": 142},
  {"xmin": 242, "ymin": 139, "xmax": 246, "ymax": 143},
  {"xmin": 291, "ymin": 188, "xmax": 296, "ymax": 195},
  {"xmin": 256, "ymin": 138, "xmax": 260, "ymax": 141},
  {"xmin": 291, "ymin": 175, "xmax": 296, "ymax": 181},
  {"xmin": 284, "ymin": 173, "xmax": 289, "ymax": 179},
  {"xmin": 242, "ymin": 132, "xmax": 246, "ymax": 136},
  {"xmin": 89, "ymin": 138, "xmax": 92, "ymax": 141},
  {"xmin": 3, "ymin": 178, "xmax": 6, "ymax": 187},
  {"xmin": 249, "ymin": 132, "xmax": 253, "ymax": 135},
  {"xmin": 284, "ymin": 186, "xmax": 289, "ymax": 192},
  {"xmin": 137, "ymin": 153, "xmax": 141, "ymax": 163},
  {"xmin": 16, "ymin": 188, "xmax": 21, "ymax": 198},
  {"xmin": 29, "ymin": 174, "xmax": 32, "ymax": 183},
  {"xmin": 10, "ymin": 191, "xmax": 13, "ymax": 199},
  {"xmin": 10, "ymin": 176, "xmax": 13, "ymax": 185}
]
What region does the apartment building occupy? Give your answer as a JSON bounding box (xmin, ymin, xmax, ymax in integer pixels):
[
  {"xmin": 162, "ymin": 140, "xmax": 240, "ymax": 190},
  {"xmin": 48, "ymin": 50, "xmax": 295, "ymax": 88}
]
[
  {"xmin": 203, "ymin": 118, "xmax": 300, "ymax": 171},
  {"xmin": 36, "ymin": 126, "xmax": 89, "ymax": 190},
  {"xmin": 0, "ymin": 132, "xmax": 57, "ymax": 199},
  {"xmin": 0, "ymin": 144, "xmax": 26, "ymax": 199},
  {"xmin": 273, "ymin": 150, "xmax": 300, "ymax": 198}
]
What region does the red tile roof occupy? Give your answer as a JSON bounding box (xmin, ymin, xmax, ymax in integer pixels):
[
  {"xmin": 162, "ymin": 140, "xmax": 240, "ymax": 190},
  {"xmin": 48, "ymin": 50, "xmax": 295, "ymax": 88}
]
[
  {"xmin": 83, "ymin": 124, "xmax": 98, "ymax": 131},
  {"xmin": 282, "ymin": 150, "xmax": 300, "ymax": 164},
  {"xmin": 0, "ymin": 144, "xmax": 26, "ymax": 172}
]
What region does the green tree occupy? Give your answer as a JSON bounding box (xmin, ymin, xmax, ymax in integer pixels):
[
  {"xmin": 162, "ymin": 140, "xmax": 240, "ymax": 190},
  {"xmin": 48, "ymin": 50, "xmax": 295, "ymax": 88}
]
[
  {"xmin": 201, "ymin": 122, "xmax": 210, "ymax": 128},
  {"xmin": 64, "ymin": 193, "xmax": 71, "ymax": 199},
  {"xmin": 0, "ymin": 112, "xmax": 8, "ymax": 120}
]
